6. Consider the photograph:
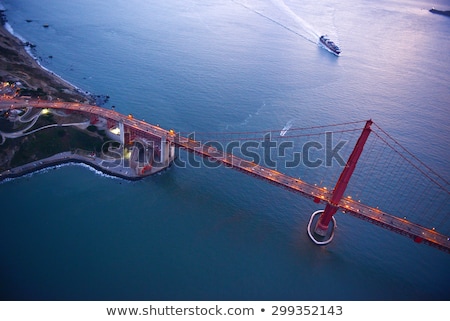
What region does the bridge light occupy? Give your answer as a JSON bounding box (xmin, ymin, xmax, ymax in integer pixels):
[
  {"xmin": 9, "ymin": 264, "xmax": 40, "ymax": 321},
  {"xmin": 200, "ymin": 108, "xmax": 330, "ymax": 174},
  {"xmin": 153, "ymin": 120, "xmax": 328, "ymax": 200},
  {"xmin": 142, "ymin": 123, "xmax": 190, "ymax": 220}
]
[
  {"xmin": 128, "ymin": 114, "xmax": 133, "ymax": 119},
  {"xmin": 347, "ymin": 196, "xmax": 352, "ymax": 199},
  {"xmin": 41, "ymin": 108, "xmax": 50, "ymax": 115},
  {"xmin": 110, "ymin": 127, "xmax": 120, "ymax": 135}
]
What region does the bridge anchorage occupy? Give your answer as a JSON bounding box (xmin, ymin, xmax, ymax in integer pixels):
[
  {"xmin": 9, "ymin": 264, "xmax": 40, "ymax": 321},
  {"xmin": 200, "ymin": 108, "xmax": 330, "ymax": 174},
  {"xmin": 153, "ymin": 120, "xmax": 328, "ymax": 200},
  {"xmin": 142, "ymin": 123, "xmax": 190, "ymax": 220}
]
[{"xmin": 308, "ymin": 120, "xmax": 373, "ymax": 245}]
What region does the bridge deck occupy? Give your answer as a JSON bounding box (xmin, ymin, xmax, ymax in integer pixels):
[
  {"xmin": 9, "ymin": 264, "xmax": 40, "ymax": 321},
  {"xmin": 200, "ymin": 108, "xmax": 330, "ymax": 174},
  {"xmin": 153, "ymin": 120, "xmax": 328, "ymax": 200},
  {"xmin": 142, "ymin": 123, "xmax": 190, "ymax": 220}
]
[
  {"xmin": 175, "ymin": 136, "xmax": 450, "ymax": 253},
  {"xmin": 1, "ymin": 98, "xmax": 449, "ymax": 253}
]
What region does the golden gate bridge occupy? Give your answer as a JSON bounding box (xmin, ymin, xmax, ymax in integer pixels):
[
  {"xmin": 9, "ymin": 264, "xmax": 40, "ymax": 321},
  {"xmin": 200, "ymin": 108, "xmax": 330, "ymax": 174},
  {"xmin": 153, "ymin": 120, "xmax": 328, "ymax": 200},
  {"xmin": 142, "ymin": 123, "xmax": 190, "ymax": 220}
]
[{"xmin": 1, "ymin": 98, "xmax": 449, "ymax": 253}]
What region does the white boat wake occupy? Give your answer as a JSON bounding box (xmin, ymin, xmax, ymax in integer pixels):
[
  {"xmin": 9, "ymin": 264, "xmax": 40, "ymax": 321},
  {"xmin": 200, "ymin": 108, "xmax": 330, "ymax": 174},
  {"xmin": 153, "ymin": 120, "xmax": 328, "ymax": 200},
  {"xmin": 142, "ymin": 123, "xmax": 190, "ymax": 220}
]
[
  {"xmin": 270, "ymin": 0, "xmax": 320, "ymax": 40},
  {"xmin": 232, "ymin": 0, "xmax": 321, "ymax": 45},
  {"xmin": 280, "ymin": 119, "xmax": 294, "ymax": 136}
]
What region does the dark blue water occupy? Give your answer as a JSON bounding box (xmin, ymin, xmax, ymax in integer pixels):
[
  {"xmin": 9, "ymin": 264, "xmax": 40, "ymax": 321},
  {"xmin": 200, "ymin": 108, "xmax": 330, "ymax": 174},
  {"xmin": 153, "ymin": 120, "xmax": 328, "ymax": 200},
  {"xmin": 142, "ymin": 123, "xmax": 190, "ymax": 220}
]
[{"xmin": 1, "ymin": 0, "xmax": 449, "ymax": 300}]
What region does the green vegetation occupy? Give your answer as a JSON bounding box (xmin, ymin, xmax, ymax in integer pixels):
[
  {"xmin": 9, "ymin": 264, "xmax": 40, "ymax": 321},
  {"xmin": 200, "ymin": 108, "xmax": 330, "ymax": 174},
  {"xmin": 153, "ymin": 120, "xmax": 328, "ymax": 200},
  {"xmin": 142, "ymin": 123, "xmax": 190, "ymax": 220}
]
[
  {"xmin": 18, "ymin": 87, "xmax": 46, "ymax": 98},
  {"xmin": 87, "ymin": 125, "xmax": 98, "ymax": 132},
  {"xmin": 8, "ymin": 126, "xmax": 108, "ymax": 169}
]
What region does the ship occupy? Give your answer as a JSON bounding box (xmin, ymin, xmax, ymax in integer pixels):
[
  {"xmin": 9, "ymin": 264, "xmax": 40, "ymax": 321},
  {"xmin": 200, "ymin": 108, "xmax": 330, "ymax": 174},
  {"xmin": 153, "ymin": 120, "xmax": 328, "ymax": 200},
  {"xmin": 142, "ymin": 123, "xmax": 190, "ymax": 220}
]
[
  {"xmin": 429, "ymin": 8, "xmax": 450, "ymax": 17},
  {"xmin": 319, "ymin": 35, "xmax": 341, "ymax": 56}
]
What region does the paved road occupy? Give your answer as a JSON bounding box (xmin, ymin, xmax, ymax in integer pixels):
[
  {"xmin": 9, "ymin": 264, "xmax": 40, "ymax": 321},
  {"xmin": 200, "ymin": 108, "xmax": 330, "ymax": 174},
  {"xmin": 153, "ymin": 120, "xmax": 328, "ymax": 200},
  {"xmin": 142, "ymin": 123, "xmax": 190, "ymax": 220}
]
[{"xmin": 1, "ymin": 97, "xmax": 448, "ymax": 252}]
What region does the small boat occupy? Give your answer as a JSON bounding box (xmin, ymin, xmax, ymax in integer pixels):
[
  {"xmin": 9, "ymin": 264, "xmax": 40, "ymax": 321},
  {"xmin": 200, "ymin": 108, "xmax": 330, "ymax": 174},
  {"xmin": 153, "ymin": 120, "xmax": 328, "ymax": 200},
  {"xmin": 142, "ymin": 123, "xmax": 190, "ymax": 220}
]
[
  {"xmin": 280, "ymin": 120, "xmax": 294, "ymax": 136},
  {"xmin": 319, "ymin": 35, "xmax": 341, "ymax": 56}
]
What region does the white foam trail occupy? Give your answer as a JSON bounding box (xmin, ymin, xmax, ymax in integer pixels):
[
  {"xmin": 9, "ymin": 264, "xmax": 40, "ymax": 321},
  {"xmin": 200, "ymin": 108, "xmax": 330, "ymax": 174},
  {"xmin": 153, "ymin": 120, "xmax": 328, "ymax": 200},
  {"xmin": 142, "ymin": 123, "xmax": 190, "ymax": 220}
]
[
  {"xmin": 232, "ymin": 0, "xmax": 318, "ymax": 45},
  {"xmin": 72, "ymin": 162, "xmax": 123, "ymax": 180},
  {"xmin": 0, "ymin": 162, "xmax": 123, "ymax": 184},
  {"xmin": 240, "ymin": 101, "xmax": 266, "ymax": 126},
  {"xmin": 280, "ymin": 119, "xmax": 294, "ymax": 136},
  {"xmin": 270, "ymin": 0, "xmax": 320, "ymax": 40}
]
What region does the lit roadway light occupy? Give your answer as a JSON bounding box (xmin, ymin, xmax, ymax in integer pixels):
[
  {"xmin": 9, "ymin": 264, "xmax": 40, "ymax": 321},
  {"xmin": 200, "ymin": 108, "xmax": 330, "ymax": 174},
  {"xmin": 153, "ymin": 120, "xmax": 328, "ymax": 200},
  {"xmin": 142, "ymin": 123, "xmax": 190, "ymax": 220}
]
[
  {"xmin": 41, "ymin": 108, "xmax": 50, "ymax": 115},
  {"xmin": 110, "ymin": 127, "xmax": 120, "ymax": 135}
]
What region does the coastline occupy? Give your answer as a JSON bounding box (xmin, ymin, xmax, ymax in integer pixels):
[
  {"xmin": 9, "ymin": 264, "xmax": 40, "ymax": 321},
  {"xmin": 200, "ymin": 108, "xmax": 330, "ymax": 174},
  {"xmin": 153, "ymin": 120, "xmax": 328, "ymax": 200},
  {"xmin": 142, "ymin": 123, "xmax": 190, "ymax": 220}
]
[
  {"xmin": 0, "ymin": 150, "xmax": 172, "ymax": 183},
  {"xmin": 0, "ymin": 11, "xmax": 92, "ymax": 103},
  {"xmin": 0, "ymin": 102, "xmax": 174, "ymax": 182},
  {"xmin": 0, "ymin": 11, "xmax": 170, "ymax": 181}
]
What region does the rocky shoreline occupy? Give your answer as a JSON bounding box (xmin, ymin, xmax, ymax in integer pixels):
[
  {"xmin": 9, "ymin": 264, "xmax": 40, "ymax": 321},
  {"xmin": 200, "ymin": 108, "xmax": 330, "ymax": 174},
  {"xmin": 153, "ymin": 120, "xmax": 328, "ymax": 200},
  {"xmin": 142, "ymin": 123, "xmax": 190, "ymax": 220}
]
[
  {"xmin": 0, "ymin": 22, "xmax": 93, "ymax": 103},
  {"xmin": 0, "ymin": 149, "xmax": 174, "ymax": 182},
  {"xmin": 0, "ymin": 151, "xmax": 141, "ymax": 182},
  {"xmin": 0, "ymin": 13, "xmax": 163, "ymax": 181}
]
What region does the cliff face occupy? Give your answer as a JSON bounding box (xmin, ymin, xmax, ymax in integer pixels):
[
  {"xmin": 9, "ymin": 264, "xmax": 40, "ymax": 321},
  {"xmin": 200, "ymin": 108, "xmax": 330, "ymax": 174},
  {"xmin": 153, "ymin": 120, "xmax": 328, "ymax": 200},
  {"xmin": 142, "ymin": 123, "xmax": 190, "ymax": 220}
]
[{"xmin": 0, "ymin": 24, "xmax": 89, "ymax": 102}]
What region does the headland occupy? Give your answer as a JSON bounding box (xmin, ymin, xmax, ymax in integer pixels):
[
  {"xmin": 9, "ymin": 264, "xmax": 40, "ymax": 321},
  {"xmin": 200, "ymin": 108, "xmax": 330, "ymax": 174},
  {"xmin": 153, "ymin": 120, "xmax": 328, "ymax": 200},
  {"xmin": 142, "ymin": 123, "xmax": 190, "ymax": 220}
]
[
  {"xmin": 0, "ymin": 12, "xmax": 174, "ymax": 181},
  {"xmin": 0, "ymin": 21, "xmax": 92, "ymax": 103}
]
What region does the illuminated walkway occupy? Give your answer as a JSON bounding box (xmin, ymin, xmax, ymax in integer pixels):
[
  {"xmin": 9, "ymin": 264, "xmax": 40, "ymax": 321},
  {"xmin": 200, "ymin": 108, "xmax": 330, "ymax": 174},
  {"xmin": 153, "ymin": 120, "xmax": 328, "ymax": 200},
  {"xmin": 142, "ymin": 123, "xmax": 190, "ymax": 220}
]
[{"xmin": 1, "ymin": 98, "xmax": 449, "ymax": 253}]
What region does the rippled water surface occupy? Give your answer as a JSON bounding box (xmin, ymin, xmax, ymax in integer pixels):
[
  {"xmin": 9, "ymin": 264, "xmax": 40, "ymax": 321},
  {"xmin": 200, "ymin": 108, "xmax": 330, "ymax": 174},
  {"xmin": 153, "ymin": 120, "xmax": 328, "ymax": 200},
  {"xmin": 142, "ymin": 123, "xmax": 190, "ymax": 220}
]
[{"xmin": 0, "ymin": 0, "xmax": 449, "ymax": 300}]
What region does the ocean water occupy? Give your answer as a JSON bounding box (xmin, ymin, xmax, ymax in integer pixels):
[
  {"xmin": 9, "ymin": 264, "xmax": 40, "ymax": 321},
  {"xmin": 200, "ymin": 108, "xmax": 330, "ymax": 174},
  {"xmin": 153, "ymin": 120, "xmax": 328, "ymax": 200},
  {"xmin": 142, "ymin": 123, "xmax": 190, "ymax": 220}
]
[{"xmin": 0, "ymin": 0, "xmax": 449, "ymax": 300}]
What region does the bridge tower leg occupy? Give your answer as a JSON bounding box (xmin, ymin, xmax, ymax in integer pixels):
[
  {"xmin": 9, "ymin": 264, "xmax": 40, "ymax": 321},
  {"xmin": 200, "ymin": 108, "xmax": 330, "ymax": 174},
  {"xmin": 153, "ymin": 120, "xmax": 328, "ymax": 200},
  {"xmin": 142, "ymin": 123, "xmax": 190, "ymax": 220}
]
[
  {"xmin": 160, "ymin": 134, "xmax": 169, "ymax": 166},
  {"xmin": 310, "ymin": 120, "xmax": 373, "ymax": 243},
  {"xmin": 119, "ymin": 121, "xmax": 125, "ymax": 145}
]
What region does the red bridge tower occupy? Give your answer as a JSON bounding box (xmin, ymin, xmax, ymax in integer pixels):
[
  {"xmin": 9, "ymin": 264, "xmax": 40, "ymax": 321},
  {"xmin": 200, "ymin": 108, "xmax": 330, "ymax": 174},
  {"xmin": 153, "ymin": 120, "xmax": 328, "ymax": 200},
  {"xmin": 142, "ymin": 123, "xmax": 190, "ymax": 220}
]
[{"xmin": 309, "ymin": 120, "xmax": 373, "ymax": 244}]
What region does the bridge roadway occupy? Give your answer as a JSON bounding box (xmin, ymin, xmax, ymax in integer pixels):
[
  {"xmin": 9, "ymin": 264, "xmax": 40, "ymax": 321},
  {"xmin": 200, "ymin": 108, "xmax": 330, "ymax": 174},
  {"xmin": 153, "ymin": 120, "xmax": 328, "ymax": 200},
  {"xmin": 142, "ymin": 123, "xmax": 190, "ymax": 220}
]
[{"xmin": 1, "ymin": 98, "xmax": 449, "ymax": 253}]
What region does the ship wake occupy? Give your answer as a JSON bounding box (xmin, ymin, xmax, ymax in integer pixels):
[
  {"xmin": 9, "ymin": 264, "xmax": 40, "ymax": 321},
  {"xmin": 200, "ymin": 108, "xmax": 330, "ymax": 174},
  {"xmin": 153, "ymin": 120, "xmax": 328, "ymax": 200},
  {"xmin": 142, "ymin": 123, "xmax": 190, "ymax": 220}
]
[{"xmin": 232, "ymin": 0, "xmax": 321, "ymax": 46}]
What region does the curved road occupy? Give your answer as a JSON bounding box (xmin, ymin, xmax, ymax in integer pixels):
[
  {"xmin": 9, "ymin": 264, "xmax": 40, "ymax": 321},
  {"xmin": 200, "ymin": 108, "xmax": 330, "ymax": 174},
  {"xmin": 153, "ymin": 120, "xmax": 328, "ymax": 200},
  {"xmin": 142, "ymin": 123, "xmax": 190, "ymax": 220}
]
[{"xmin": 1, "ymin": 97, "xmax": 449, "ymax": 253}]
